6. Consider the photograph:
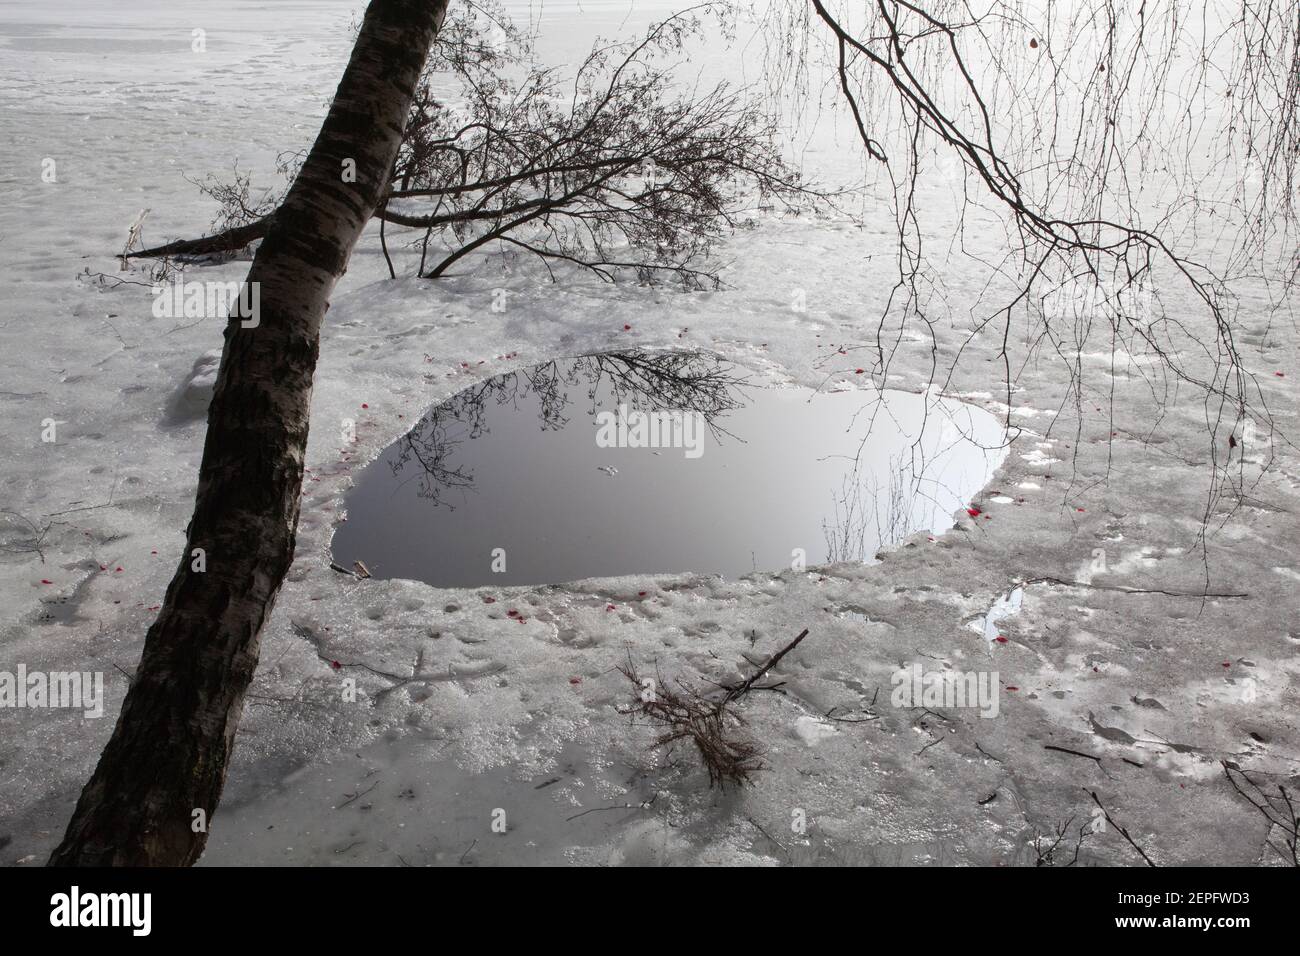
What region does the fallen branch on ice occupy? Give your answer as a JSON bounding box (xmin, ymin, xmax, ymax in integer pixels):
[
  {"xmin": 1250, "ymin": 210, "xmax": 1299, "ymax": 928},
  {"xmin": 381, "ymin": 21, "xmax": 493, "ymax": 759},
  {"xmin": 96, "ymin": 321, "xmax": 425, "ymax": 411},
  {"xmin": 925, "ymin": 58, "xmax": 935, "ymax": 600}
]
[{"xmin": 619, "ymin": 628, "xmax": 811, "ymax": 788}]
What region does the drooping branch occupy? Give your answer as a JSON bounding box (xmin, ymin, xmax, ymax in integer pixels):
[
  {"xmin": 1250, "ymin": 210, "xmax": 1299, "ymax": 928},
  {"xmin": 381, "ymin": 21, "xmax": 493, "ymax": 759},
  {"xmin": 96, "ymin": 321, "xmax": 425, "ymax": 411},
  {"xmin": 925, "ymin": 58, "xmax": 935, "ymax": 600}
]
[
  {"xmin": 126, "ymin": 4, "xmax": 838, "ymax": 289},
  {"xmin": 769, "ymin": 0, "xmax": 1299, "ymax": 551}
]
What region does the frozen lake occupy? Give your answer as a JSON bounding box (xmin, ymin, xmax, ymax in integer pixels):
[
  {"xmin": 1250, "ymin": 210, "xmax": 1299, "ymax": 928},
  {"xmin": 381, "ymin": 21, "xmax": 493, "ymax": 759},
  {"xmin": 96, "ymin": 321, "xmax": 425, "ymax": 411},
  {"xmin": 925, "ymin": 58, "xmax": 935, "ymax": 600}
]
[{"xmin": 0, "ymin": 0, "xmax": 1292, "ymax": 872}]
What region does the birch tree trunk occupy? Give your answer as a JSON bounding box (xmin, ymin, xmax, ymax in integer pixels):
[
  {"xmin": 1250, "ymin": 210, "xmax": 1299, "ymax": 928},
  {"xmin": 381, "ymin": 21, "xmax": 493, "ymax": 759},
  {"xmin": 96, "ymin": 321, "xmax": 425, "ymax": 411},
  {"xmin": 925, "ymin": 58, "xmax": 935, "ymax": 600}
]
[{"xmin": 49, "ymin": 0, "xmax": 450, "ymax": 867}]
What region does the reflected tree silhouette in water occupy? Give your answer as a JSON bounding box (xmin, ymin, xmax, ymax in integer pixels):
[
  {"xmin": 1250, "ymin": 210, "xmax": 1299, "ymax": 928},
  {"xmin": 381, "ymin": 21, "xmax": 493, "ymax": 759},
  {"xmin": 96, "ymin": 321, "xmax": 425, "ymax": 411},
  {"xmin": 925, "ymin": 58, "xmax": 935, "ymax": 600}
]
[{"xmin": 391, "ymin": 349, "xmax": 747, "ymax": 507}]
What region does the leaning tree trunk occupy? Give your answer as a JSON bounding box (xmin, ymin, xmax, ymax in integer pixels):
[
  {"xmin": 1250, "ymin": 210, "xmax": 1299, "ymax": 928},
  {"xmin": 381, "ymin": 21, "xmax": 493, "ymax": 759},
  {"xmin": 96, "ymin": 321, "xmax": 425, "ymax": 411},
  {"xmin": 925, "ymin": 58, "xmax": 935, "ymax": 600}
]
[{"xmin": 49, "ymin": 0, "xmax": 450, "ymax": 867}]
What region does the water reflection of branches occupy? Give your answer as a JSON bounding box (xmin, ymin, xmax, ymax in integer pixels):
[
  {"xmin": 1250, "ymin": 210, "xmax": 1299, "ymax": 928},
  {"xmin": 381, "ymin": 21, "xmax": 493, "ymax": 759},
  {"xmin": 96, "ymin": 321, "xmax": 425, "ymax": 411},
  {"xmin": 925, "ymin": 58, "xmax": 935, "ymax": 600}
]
[
  {"xmin": 824, "ymin": 450, "xmax": 971, "ymax": 562},
  {"xmin": 390, "ymin": 350, "xmax": 747, "ymax": 507},
  {"xmin": 824, "ymin": 457, "xmax": 913, "ymax": 563}
]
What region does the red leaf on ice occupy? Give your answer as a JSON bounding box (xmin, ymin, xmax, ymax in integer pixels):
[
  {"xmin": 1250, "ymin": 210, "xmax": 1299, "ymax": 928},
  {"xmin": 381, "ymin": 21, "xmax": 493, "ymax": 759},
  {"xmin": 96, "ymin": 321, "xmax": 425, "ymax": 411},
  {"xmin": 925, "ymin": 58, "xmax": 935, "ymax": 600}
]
[
  {"xmin": 1006, "ymin": 686, "xmax": 1019, "ymax": 691},
  {"xmin": 1076, "ymin": 507, "xmax": 1086, "ymax": 512},
  {"xmin": 331, "ymin": 660, "xmax": 342, "ymax": 670},
  {"xmin": 1029, "ymin": 37, "xmax": 1038, "ymax": 48},
  {"xmin": 855, "ymin": 368, "xmax": 864, "ymax": 374},
  {"xmin": 995, "ymin": 636, "xmax": 1008, "ymax": 643},
  {"xmin": 623, "ymin": 324, "xmax": 631, "ymax": 330},
  {"xmin": 569, "ymin": 677, "xmax": 582, "ymax": 684},
  {"xmin": 638, "ymin": 591, "xmax": 647, "ymax": 597},
  {"xmin": 606, "ymin": 604, "xmax": 616, "ymax": 611},
  {"xmin": 1275, "ymin": 371, "xmax": 1285, "ymax": 377},
  {"xmin": 507, "ymin": 609, "xmax": 518, "ymax": 616},
  {"xmin": 966, "ymin": 507, "xmax": 981, "ymax": 517},
  {"xmin": 361, "ymin": 403, "xmax": 369, "ymax": 408},
  {"xmin": 1222, "ymin": 661, "xmax": 1231, "ymax": 668},
  {"xmin": 40, "ymin": 579, "xmax": 52, "ymax": 585},
  {"xmin": 482, "ymin": 596, "xmax": 496, "ymax": 603}
]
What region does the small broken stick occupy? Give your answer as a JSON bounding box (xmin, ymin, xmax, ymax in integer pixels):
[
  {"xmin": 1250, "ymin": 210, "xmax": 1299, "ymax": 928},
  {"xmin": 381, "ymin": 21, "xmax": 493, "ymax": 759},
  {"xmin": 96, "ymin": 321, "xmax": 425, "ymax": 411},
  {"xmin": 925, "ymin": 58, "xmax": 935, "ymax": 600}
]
[{"xmin": 723, "ymin": 628, "xmax": 811, "ymax": 704}]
